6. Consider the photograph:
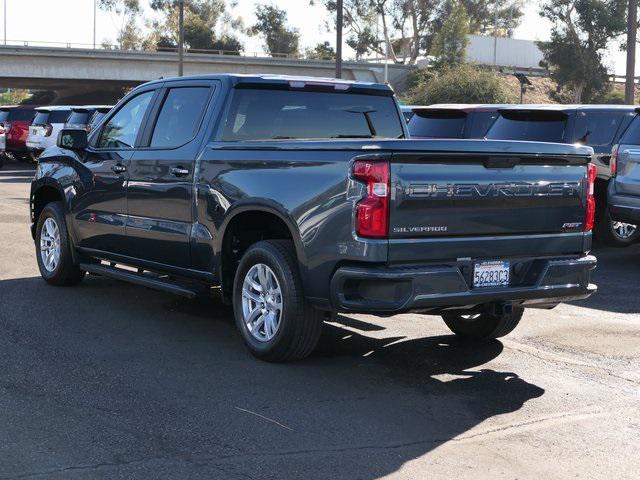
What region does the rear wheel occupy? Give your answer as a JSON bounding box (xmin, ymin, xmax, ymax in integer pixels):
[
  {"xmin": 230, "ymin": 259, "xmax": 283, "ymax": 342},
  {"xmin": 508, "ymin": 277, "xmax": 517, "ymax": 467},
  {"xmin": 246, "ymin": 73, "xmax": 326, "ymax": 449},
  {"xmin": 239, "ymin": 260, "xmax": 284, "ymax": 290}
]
[
  {"xmin": 0, "ymin": 154, "xmax": 4, "ymax": 170},
  {"xmin": 35, "ymin": 202, "xmax": 85, "ymax": 286},
  {"xmin": 233, "ymin": 240, "xmax": 324, "ymax": 362},
  {"xmin": 442, "ymin": 306, "xmax": 524, "ymax": 340},
  {"xmin": 595, "ymin": 206, "xmax": 639, "ymax": 247}
]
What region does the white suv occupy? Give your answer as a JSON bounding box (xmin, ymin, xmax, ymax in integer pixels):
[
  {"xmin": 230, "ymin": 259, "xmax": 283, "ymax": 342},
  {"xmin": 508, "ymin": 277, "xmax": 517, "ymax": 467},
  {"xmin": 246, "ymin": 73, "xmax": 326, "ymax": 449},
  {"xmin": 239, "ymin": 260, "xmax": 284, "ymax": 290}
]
[{"xmin": 26, "ymin": 106, "xmax": 74, "ymax": 158}]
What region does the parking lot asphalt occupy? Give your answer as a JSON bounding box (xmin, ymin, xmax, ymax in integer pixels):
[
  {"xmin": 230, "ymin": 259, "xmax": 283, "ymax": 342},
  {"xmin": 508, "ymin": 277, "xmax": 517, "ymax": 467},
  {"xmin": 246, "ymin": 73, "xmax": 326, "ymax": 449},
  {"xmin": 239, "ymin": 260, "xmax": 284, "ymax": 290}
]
[{"xmin": 0, "ymin": 162, "xmax": 639, "ymax": 480}]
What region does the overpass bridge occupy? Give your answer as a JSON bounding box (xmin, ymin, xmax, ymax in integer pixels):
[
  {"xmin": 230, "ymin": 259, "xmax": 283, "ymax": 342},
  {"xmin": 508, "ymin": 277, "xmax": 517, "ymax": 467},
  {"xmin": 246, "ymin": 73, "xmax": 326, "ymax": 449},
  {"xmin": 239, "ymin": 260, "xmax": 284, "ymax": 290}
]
[{"xmin": 0, "ymin": 45, "xmax": 410, "ymax": 104}]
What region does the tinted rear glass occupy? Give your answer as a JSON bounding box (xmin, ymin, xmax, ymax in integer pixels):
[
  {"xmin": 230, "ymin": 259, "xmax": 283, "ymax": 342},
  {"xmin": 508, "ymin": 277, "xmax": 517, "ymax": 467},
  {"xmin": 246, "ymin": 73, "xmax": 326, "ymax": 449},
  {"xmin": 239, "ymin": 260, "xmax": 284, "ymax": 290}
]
[
  {"xmin": 486, "ymin": 111, "xmax": 568, "ymax": 143},
  {"xmin": 67, "ymin": 111, "xmax": 92, "ymax": 125},
  {"xmin": 32, "ymin": 112, "xmax": 50, "ymax": 125},
  {"xmin": 222, "ymin": 89, "xmax": 404, "ymax": 141},
  {"xmin": 408, "ymin": 110, "xmax": 467, "ymax": 138},
  {"xmin": 620, "ymin": 115, "xmax": 640, "ymax": 144},
  {"xmin": 48, "ymin": 110, "xmax": 71, "ymax": 124},
  {"xmin": 0, "ymin": 111, "xmax": 9, "ymax": 123},
  {"xmin": 466, "ymin": 111, "xmax": 499, "ymax": 138},
  {"xmin": 7, "ymin": 108, "xmax": 36, "ymax": 122},
  {"xmin": 573, "ymin": 111, "xmax": 627, "ymax": 147}
]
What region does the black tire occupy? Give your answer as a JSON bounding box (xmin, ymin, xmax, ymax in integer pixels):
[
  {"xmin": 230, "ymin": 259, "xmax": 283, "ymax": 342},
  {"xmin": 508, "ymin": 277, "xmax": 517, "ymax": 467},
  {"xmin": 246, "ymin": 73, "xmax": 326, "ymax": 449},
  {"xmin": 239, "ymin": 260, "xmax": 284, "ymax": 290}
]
[
  {"xmin": 594, "ymin": 205, "xmax": 639, "ymax": 247},
  {"xmin": 442, "ymin": 306, "xmax": 524, "ymax": 340},
  {"xmin": 232, "ymin": 239, "xmax": 324, "ymax": 362},
  {"xmin": 0, "ymin": 154, "xmax": 4, "ymax": 170},
  {"xmin": 35, "ymin": 201, "xmax": 85, "ymax": 286}
]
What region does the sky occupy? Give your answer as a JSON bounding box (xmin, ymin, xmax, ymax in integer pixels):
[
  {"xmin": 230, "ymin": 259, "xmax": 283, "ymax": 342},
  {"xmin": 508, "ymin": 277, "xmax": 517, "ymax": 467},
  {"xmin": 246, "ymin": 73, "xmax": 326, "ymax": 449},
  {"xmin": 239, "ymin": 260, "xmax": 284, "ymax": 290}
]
[{"xmin": 0, "ymin": 0, "xmax": 631, "ymax": 74}]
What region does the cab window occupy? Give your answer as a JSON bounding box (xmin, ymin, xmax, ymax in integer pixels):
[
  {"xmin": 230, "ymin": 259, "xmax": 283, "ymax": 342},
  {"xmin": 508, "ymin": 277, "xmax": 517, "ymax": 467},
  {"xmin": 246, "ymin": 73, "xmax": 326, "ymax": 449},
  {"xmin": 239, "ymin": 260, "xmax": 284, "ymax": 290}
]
[
  {"xmin": 150, "ymin": 87, "xmax": 211, "ymax": 148},
  {"xmin": 98, "ymin": 91, "xmax": 154, "ymax": 149}
]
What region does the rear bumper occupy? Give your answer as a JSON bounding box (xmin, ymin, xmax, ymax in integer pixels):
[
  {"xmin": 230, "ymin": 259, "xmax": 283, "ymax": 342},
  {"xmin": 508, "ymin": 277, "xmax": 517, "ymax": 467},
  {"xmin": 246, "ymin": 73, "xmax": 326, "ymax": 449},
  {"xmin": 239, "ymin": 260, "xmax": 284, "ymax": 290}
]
[
  {"xmin": 330, "ymin": 255, "xmax": 597, "ymax": 314},
  {"xmin": 608, "ymin": 184, "xmax": 640, "ymax": 224}
]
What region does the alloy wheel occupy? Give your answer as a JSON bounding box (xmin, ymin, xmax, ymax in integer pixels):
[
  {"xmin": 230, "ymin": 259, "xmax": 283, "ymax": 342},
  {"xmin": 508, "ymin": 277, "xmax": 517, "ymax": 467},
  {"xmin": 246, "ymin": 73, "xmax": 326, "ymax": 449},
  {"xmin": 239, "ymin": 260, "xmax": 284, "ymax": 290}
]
[{"xmin": 241, "ymin": 263, "xmax": 283, "ymax": 342}]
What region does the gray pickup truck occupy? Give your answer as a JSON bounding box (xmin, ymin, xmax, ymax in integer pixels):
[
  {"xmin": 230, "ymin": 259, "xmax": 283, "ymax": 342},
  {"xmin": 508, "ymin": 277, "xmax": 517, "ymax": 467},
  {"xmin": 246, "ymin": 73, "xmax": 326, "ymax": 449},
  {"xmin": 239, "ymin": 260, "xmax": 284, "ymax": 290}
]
[{"xmin": 30, "ymin": 74, "xmax": 597, "ymax": 361}]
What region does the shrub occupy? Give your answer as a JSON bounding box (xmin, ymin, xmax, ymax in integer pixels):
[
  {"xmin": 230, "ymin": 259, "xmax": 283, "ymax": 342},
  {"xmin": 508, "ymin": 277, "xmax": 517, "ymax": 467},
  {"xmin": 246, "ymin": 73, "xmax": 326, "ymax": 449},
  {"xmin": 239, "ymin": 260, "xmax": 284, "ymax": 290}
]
[{"xmin": 408, "ymin": 64, "xmax": 515, "ymax": 105}]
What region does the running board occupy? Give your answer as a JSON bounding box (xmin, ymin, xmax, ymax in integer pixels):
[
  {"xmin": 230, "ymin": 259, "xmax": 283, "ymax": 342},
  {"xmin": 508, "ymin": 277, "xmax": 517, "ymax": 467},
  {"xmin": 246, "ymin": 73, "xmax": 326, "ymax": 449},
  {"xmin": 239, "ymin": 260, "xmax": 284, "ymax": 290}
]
[{"xmin": 80, "ymin": 263, "xmax": 198, "ymax": 299}]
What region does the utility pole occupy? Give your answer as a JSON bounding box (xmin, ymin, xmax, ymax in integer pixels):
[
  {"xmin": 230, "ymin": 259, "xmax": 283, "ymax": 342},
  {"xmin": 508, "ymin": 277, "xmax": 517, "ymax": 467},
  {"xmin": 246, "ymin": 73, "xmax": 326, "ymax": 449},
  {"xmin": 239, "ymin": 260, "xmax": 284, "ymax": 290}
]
[
  {"xmin": 492, "ymin": 4, "xmax": 498, "ymax": 66},
  {"xmin": 336, "ymin": 0, "xmax": 343, "ymax": 78},
  {"xmin": 626, "ymin": 0, "xmax": 637, "ymax": 104},
  {"xmin": 93, "ymin": 0, "xmax": 97, "ymax": 49},
  {"xmin": 178, "ymin": 0, "xmax": 185, "ymax": 76}
]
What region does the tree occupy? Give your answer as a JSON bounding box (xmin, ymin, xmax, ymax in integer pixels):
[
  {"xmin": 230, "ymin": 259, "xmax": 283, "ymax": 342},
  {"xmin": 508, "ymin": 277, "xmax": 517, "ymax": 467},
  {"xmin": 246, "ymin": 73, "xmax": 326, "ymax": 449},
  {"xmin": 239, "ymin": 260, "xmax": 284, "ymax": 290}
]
[
  {"xmin": 148, "ymin": 0, "xmax": 244, "ymax": 53},
  {"xmin": 430, "ymin": 0, "xmax": 469, "ymax": 69},
  {"xmin": 314, "ymin": 0, "xmax": 523, "ymax": 64},
  {"xmin": 98, "ymin": 0, "xmax": 143, "ymax": 49},
  {"xmin": 250, "ymin": 4, "xmax": 300, "ymax": 57},
  {"xmin": 408, "ymin": 64, "xmax": 515, "ymax": 104},
  {"xmin": 305, "ymin": 41, "xmax": 336, "ymax": 59},
  {"xmin": 538, "ymin": 0, "xmax": 627, "ymax": 102}
]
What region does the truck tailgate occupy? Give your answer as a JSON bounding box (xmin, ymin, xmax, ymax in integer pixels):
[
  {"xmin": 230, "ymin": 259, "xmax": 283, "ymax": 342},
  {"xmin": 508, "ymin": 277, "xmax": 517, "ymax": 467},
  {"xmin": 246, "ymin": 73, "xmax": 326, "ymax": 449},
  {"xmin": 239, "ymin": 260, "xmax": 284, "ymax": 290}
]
[{"xmin": 388, "ymin": 149, "xmax": 590, "ymax": 263}]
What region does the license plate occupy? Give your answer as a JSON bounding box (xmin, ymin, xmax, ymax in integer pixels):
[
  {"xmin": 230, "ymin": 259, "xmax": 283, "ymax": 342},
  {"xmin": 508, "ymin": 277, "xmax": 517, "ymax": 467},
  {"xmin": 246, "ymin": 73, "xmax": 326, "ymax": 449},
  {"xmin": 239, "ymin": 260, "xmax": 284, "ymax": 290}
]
[{"xmin": 473, "ymin": 260, "xmax": 510, "ymax": 288}]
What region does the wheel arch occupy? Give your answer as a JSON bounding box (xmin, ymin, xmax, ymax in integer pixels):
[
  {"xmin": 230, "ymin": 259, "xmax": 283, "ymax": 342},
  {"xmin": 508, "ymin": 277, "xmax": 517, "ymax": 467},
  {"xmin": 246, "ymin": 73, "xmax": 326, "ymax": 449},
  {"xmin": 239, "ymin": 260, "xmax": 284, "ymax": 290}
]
[{"xmin": 216, "ymin": 201, "xmax": 308, "ymax": 300}]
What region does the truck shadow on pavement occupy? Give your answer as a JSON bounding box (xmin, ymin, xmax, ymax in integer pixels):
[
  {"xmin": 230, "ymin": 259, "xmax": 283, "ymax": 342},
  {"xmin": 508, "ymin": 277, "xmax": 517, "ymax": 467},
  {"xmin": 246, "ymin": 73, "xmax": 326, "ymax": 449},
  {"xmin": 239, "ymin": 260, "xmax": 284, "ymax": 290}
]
[{"xmin": 0, "ymin": 275, "xmax": 545, "ymax": 479}]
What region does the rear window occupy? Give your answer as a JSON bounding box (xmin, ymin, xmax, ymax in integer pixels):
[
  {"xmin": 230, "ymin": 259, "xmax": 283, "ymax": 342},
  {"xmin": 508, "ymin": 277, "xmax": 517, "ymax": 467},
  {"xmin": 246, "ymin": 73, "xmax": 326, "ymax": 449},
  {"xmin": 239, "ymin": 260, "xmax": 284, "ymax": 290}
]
[
  {"xmin": 32, "ymin": 112, "xmax": 50, "ymax": 125},
  {"xmin": 67, "ymin": 111, "xmax": 92, "ymax": 125},
  {"xmin": 620, "ymin": 115, "xmax": 640, "ymax": 144},
  {"xmin": 0, "ymin": 110, "xmax": 9, "ymax": 123},
  {"xmin": 7, "ymin": 108, "xmax": 36, "ymax": 122},
  {"xmin": 48, "ymin": 110, "xmax": 71, "ymax": 124},
  {"xmin": 408, "ymin": 110, "xmax": 467, "ymax": 138},
  {"xmin": 221, "ymin": 89, "xmax": 404, "ymax": 141},
  {"xmin": 486, "ymin": 110, "xmax": 568, "ymax": 143},
  {"xmin": 466, "ymin": 111, "xmax": 499, "ymax": 138},
  {"xmin": 573, "ymin": 111, "xmax": 627, "ymax": 147}
]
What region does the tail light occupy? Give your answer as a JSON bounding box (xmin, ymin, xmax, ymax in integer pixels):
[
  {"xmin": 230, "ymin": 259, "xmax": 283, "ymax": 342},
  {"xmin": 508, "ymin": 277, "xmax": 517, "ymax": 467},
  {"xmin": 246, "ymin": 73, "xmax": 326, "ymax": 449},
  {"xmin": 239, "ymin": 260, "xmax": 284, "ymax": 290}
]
[
  {"xmin": 585, "ymin": 163, "xmax": 597, "ymax": 232},
  {"xmin": 44, "ymin": 124, "xmax": 53, "ymax": 137},
  {"xmin": 352, "ymin": 159, "xmax": 390, "ymax": 238},
  {"xmin": 610, "ymin": 146, "xmax": 618, "ymax": 177}
]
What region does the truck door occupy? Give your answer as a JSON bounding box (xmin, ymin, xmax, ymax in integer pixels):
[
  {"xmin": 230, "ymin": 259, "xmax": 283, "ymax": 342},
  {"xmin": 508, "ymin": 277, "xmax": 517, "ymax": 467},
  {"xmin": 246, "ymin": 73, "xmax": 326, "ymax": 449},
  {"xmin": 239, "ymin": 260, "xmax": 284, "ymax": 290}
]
[
  {"xmin": 125, "ymin": 80, "xmax": 216, "ymax": 268},
  {"xmin": 73, "ymin": 88, "xmax": 156, "ymax": 255}
]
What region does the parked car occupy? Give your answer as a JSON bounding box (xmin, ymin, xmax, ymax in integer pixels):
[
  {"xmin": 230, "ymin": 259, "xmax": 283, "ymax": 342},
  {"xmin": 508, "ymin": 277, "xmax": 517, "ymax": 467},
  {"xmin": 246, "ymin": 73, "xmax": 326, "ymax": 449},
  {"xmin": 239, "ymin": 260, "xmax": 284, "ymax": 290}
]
[
  {"xmin": 65, "ymin": 105, "xmax": 113, "ymax": 132},
  {"xmin": 0, "ymin": 118, "xmax": 6, "ymax": 170},
  {"xmin": 30, "ymin": 74, "xmax": 597, "ymax": 362},
  {"xmin": 407, "ymin": 104, "xmax": 505, "ymax": 139},
  {"xmin": 485, "ymin": 104, "xmax": 638, "ymax": 246},
  {"xmin": 0, "ymin": 105, "xmax": 37, "ymax": 162},
  {"xmin": 26, "ymin": 106, "xmax": 74, "ymax": 159},
  {"xmin": 607, "ymin": 109, "xmax": 640, "ymax": 230}
]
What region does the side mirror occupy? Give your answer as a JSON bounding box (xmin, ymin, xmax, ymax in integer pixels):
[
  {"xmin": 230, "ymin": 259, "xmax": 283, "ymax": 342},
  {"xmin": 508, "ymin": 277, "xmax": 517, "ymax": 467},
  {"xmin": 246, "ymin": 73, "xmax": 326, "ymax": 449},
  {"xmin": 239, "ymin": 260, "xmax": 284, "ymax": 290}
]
[{"xmin": 57, "ymin": 129, "xmax": 88, "ymax": 150}]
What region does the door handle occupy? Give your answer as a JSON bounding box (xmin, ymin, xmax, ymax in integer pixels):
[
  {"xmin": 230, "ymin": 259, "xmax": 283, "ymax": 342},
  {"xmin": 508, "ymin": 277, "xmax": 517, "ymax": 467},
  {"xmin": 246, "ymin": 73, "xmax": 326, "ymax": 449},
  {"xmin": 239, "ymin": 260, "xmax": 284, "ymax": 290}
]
[
  {"xmin": 170, "ymin": 166, "xmax": 190, "ymax": 177},
  {"xmin": 111, "ymin": 164, "xmax": 127, "ymax": 174}
]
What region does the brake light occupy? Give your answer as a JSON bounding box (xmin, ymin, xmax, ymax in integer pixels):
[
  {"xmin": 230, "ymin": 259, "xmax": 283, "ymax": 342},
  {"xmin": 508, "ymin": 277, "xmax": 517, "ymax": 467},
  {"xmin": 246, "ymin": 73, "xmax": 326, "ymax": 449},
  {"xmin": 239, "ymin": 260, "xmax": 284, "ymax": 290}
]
[
  {"xmin": 44, "ymin": 124, "xmax": 53, "ymax": 137},
  {"xmin": 352, "ymin": 159, "xmax": 390, "ymax": 238},
  {"xmin": 610, "ymin": 146, "xmax": 618, "ymax": 177},
  {"xmin": 585, "ymin": 163, "xmax": 597, "ymax": 232}
]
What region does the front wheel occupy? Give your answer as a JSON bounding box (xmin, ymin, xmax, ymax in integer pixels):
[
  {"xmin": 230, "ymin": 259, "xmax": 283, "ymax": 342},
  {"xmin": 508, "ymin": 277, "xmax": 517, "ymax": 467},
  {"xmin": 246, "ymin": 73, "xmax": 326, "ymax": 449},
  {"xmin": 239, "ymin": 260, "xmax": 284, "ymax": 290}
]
[
  {"xmin": 233, "ymin": 240, "xmax": 324, "ymax": 362},
  {"xmin": 35, "ymin": 202, "xmax": 85, "ymax": 286},
  {"xmin": 442, "ymin": 306, "xmax": 524, "ymax": 340}
]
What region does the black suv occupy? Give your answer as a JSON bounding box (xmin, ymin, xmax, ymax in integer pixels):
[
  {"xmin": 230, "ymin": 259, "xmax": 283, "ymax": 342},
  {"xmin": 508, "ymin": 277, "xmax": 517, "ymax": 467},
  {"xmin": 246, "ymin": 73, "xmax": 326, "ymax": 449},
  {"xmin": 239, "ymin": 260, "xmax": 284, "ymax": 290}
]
[
  {"xmin": 486, "ymin": 105, "xmax": 638, "ymax": 246},
  {"xmin": 407, "ymin": 104, "xmax": 505, "ymax": 139}
]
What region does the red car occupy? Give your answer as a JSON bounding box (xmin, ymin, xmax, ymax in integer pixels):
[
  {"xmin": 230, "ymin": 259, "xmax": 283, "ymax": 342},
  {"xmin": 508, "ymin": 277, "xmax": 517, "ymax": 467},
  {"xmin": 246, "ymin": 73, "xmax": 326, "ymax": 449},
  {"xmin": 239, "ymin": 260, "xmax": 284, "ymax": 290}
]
[{"xmin": 0, "ymin": 105, "xmax": 38, "ymax": 162}]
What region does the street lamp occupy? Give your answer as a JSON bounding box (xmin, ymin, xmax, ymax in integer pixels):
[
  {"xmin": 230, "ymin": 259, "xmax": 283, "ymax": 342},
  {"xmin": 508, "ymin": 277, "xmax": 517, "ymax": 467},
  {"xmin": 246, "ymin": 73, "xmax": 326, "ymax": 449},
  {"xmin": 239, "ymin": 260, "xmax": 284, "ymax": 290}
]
[{"xmin": 178, "ymin": 0, "xmax": 185, "ymax": 77}]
